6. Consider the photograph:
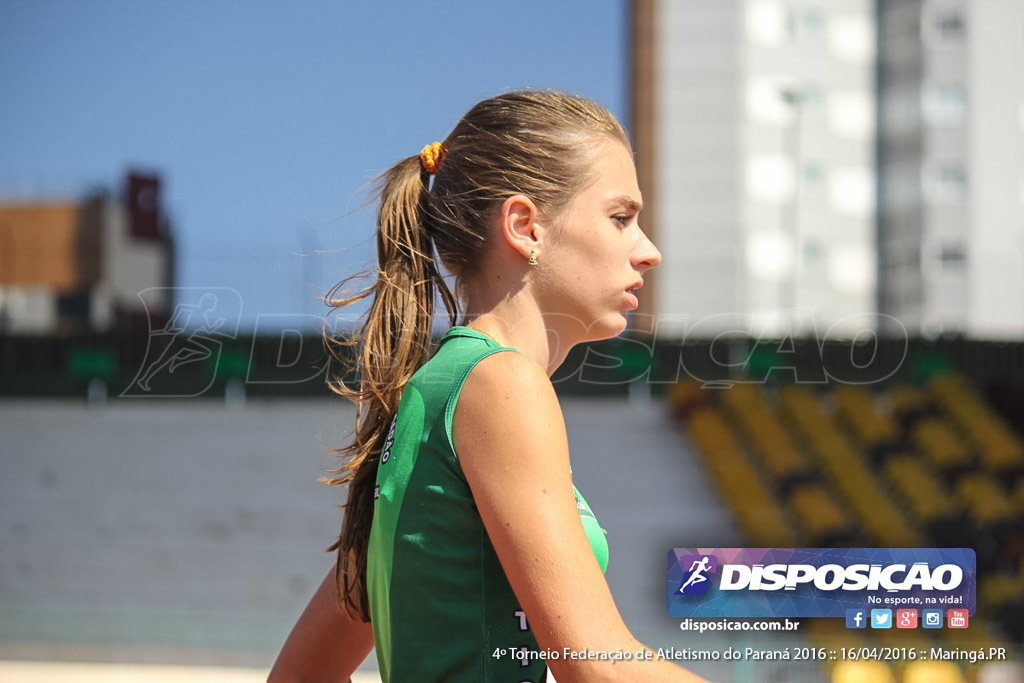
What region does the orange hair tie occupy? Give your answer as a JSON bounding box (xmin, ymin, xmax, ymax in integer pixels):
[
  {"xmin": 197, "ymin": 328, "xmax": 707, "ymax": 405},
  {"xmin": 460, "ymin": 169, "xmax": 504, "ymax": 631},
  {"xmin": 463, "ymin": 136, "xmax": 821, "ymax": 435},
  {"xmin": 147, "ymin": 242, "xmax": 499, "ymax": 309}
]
[{"xmin": 419, "ymin": 141, "xmax": 445, "ymax": 175}]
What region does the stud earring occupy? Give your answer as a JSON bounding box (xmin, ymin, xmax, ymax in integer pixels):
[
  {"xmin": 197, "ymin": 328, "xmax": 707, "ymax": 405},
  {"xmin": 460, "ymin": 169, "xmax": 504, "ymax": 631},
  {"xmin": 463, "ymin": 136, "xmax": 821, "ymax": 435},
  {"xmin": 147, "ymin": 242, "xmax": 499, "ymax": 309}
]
[{"xmin": 528, "ymin": 249, "xmax": 538, "ymax": 265}]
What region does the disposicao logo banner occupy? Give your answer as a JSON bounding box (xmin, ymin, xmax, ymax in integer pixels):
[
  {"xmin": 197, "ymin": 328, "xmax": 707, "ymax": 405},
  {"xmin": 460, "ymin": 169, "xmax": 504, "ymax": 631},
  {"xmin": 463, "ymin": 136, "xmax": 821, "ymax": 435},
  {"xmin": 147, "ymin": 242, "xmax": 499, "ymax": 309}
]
[{"xmin": 667, "ymin": 548, "xmax": 976, "ymax": 618}]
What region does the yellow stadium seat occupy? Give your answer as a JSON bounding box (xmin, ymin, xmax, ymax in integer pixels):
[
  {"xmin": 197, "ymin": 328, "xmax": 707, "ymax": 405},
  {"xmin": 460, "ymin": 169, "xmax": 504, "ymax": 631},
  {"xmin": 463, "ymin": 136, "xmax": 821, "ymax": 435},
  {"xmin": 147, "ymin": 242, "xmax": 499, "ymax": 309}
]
[
  {"xmin": 832, "ymin": 660, "xmax": 895, "ymax": 683},
  {"xmin": 789, "ymin": 483, "xmax": 855, "ymax": 543},
  {"xmin": 885, "ymin": 456, "xmax": 957, "ymax": 523},
  {"xmin": 1014, "ymin": 478, "xmax": 1024, "ymax": 514},
  {"xmin": 889, "ymin": 384, "xmax": 930, "ymax": 418},
  {"xmin": 835, "ymin": 385, "xmax": 899, "ymax": 448},
  {"xmin": 683, "ymin": 406, "xmax": 799, "ymax": 547},
  {"xmin": 930, "ymin": 374, "xmax": 1024, "ymax": 474},
  {"xmin": 902, "ymin": 660, "xmax": 965, "ymax": 683},
  {"xmin": 719, "ymin": 384, "xmax": 815, "ymax": 486},
  {"xmin": 955, "ymin": 474, "xmax": 1018, "ymax": 527},
  {"xmin": 912, "ymin": 418, "xmax": 973, "ymax": 472}
]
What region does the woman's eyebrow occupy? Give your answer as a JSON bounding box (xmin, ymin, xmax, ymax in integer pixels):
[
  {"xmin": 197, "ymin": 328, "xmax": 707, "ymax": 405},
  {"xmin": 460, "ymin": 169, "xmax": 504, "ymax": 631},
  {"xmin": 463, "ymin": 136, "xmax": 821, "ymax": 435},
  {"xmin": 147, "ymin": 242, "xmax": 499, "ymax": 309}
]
[{"xmin": 609, "ymin": 196, "xmax": 642, "ymax": 212}]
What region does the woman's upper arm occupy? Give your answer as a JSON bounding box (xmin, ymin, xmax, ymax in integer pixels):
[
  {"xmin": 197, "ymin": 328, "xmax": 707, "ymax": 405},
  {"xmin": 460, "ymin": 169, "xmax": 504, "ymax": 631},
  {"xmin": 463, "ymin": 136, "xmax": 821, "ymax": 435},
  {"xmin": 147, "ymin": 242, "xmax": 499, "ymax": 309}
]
[
  {"xmin": 454, "ymin": 352, "xmax": 705, "ymax": 683},
  {"xmin": 267, "ymin": 567, "xmax": 374, "ymax": 683}
]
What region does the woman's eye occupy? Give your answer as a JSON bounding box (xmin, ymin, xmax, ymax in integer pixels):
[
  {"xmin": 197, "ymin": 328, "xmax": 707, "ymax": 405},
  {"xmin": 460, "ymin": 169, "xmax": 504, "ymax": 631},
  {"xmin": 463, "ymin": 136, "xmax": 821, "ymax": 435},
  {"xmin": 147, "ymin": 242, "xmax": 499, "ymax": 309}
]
[{"xmin": 613, "ymin": 214, "xmax": 630, "ymax": 226}]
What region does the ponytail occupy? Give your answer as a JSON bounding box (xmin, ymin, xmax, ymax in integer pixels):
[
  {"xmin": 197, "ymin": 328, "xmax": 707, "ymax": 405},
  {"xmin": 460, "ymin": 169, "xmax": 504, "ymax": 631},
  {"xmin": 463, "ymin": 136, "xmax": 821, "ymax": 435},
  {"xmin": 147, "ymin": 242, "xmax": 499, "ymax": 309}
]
[{"xmin": 324, "ymin": 154, "xmax": 456, "ymax": 620}]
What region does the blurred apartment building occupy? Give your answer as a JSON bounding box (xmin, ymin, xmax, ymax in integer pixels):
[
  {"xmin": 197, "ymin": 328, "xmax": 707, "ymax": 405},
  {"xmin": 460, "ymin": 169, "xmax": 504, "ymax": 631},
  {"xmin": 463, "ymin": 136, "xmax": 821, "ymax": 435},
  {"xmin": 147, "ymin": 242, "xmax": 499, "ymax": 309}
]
[
  {"xmin": 633, "ymin": 0, "xmax": 877, "ymax": 339},
  {"xmin": 0, "ymin": 172, "xmax": 174, "ymax": 334},
  {"xmin": 632, "ymin": 0, "xmax": 1024, "ymax": 340},
  {"xmin": 877, "ymin": 0, "xmax": 1024, "ymax": 339}
]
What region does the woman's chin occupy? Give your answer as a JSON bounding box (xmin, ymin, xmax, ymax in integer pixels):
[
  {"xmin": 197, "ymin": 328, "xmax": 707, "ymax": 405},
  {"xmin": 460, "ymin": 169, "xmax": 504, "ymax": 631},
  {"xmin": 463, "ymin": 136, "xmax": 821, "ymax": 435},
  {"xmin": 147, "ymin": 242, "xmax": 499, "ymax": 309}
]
[{"xmin": 588, "ymin": 314, "xmax": 629, "ymax": 341}]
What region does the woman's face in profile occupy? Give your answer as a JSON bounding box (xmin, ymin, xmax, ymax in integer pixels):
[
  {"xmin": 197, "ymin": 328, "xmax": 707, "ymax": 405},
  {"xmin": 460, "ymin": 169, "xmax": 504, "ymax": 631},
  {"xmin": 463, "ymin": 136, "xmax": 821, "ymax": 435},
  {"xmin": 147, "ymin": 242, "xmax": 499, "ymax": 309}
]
[{"xmin": 535, "ymin": 139, "xmax": 661, "ymax": 341}]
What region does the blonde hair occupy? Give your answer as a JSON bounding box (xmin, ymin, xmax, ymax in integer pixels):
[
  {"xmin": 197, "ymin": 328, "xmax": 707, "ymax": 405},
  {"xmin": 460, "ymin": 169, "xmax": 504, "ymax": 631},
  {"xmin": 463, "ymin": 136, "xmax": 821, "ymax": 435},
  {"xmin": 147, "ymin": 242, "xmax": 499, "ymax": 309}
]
[{"xmin": 324, "ymin": 90, "xmax": 629, "ymax": 619}]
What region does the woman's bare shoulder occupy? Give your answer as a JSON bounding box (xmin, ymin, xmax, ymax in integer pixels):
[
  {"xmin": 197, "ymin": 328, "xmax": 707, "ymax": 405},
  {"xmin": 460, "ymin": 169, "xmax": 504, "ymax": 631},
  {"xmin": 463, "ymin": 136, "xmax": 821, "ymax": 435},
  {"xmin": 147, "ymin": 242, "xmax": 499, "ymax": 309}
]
[{"xmin": 456, "ymin": 349, "xmax": 565, "ymax": 443}]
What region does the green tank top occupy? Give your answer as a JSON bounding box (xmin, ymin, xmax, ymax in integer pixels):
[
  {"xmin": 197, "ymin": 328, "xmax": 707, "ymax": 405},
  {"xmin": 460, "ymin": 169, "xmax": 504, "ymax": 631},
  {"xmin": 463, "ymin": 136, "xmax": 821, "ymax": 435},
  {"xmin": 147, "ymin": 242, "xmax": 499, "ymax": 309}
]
[{"xmin": 366, "ymin": 326, "xmax": 608, "ymax": 683}]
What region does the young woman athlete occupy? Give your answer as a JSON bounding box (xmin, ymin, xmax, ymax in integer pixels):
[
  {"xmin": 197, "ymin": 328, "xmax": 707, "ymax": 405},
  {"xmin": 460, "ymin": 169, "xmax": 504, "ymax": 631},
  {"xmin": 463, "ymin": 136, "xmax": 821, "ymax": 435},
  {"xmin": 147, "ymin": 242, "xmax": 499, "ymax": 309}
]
[{"xmin": 269, "ymin": 90, "xmax": 707, "ymax": 683}]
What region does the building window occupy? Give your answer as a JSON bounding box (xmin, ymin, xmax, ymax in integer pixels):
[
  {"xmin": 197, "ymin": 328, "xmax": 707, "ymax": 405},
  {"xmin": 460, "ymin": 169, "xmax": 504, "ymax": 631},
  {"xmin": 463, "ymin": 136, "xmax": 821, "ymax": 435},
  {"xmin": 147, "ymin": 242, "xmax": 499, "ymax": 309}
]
[
  {"xmin": 803, "ymin": 240, "xmax": 824, "ymax": 261},
  {"xmin": 747, "ymin": 155, "xmax": 795, "ymax": 203},
  {"xmin": 804, "ymin": 9, "xmax": 825, "ymax": 33},
  {"xmin": 939, "ymin": 243, "xmax": 966, "ymax": 266},
  {"xmin": 829, "ymin": 15, "xmax": 874, "ymax": 65},
  {"xmin": 746, "ymin": 0, "xmax": 787, "ymax": 46},
  {"xmin": 800, "ymin": 86, "xmax": 824, "ymax": 106},
  {"xmin": 829, "ymin": 90, "xmax": 873, "ymax": 141},
  {"xmin": 922, "ymin": 84, "xmax": 967, "ymax": 125},
  {"xmin": 784, "ymin": 7, "xmax": 797, "ymax": 41},
  {"xmin": 924, "ymin": 8, "xmax": 966, "ymax": 46},
  {"xmin": 829, "ymin": 167, "xmax": 875, "ymax": 217},
  {"xmin": 804, "ymin": 163, "xmax": 826, "ymax": 186},
  {"xmin": 934, "ymin": 12, "xmax": 965, "ymax": 39},
  {"xmin": 781, "ymin": 6, "xmax": 825, "ymax": 41},
  {"xmin": 924, "ymin": 162, "xmax": 967, "ymax": 203},
  {"xmin": 938, "ymin": 164, "xmax": 966, "ymax": 188}
]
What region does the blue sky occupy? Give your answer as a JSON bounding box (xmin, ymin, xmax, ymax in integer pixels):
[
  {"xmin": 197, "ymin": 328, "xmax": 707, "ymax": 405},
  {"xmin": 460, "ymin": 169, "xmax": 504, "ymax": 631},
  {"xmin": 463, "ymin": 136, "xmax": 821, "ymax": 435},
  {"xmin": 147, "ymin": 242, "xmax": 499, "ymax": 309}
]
[{"xmin": 0, "ymin": 0, "xmax": 629, "ymax": 330}]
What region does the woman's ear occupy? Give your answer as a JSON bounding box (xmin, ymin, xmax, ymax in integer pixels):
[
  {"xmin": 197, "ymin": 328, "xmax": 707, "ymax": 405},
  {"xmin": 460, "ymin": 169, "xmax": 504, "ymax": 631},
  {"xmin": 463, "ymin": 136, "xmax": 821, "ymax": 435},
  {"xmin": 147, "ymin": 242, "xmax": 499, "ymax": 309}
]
[{"xmin": 499, "ymin": 194, "xmax": 542, "ymax": 264}]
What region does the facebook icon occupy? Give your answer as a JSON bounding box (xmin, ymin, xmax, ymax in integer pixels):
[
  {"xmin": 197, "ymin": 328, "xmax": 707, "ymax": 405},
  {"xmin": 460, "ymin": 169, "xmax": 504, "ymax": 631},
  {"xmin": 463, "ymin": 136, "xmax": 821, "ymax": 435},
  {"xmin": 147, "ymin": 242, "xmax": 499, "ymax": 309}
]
[{"xmin": 846, "ymin": 609, "xmax": 867, "ymax": 629}]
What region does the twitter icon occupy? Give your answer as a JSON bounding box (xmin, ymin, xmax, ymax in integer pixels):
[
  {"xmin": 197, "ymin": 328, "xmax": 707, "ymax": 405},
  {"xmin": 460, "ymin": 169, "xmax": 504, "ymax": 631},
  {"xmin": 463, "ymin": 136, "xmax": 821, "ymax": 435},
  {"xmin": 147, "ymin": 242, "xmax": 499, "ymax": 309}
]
[{"xmin": 870, "ymin": 609, "xmax": 892, "ymax": 629}]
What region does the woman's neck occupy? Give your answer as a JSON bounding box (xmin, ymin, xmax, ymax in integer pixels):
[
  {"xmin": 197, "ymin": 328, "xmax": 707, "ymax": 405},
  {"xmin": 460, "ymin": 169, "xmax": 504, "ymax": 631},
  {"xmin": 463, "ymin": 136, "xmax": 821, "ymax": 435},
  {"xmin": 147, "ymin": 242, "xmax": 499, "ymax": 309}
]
[{"xmin": 462, "ymin": 297, "xmax": 574, "ymax": 377}]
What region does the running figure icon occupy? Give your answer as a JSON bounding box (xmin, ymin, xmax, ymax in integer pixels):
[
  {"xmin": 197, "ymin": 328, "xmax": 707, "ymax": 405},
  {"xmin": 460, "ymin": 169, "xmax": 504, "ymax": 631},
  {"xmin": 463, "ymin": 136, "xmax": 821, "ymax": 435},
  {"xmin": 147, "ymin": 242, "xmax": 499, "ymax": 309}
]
[
  {"xmin": 678, "ymin": 556, "xmax": 712, "ymax": 594},
  {"xmin": 121, "ymin": 287, "xmax": 242, "ymax": 397},
  {"xmin": 135, "ymin": 294, "xmax": 226, "ymax": 391}
]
